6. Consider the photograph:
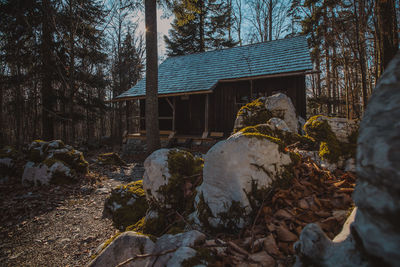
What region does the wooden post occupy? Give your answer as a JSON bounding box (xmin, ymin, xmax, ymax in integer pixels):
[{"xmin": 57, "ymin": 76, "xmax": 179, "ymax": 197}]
[
  {"xmin": 250, "ymin": 80, "xmax": 254, "ymax": 100},
  {"xmin": 172, "ymin": 97, "xmax": 176, "ymax": 132},
  {"xmin": 138, "ymin": 99, "xmax": 141, "ymax": 132},
  {"xmin": 166, "ymin": 97, "xmax": 176, "ymax": 132},
  {"xmin": 204, "ymin": 94, "xmax": 209, "ymax": 133}
]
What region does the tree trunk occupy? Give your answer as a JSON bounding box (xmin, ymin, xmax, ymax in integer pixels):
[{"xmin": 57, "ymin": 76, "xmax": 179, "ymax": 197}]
[
  {"xmin": 41, "ymin": 0, "xmax": 54, "ymax": 140},
  {"xmin": 145, "ymin": 0, "xmax": 160, "ymax": 154},
  {"xmin": 268, "ymin": 0, "xmax": 272, "ymax": 41},
  {"xmin": 376, "ymin": 0, "xmax": 399, "ymax": 75},
  {"xmin": 199, "ymin": 0, "xmax": 205, "ymax": 52}
]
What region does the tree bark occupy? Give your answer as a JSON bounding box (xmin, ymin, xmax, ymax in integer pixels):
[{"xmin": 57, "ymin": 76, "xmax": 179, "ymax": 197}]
[
  {"xmin": 145, "ymin": 0, "xmax": 160, "ymax": 154},
  {"xmin": 376, "ymin": 0, "xmax": 399, "ymax": 75}
]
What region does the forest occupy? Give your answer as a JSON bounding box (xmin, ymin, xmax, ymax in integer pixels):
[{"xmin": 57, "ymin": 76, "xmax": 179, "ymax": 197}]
[{"xmin": 0, "ymin": 0, "xmax": 398, "ymax": 147}]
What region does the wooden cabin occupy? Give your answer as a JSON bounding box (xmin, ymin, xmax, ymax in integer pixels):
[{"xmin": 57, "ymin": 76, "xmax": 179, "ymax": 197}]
[{"xmin": 115, "ymin": 36, "xmax": 313, "ymax": 140}]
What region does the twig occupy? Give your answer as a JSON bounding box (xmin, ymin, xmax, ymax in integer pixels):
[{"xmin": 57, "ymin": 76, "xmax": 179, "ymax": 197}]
[{"xmin": 114, "ymin": 248, "xmax": 178, "ymax": 267}]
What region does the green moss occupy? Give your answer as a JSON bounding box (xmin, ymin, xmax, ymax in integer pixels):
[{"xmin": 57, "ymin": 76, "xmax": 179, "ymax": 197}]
[
  {"xmin": 53, "ymin": 149, "xmax": 88, "ymax": 173},
  {"xmin": 106, "ymin": 180, "xmax": 148, "ymax": 230},
  {"xmin": 158, "ymin": 150, "xmax": 203, "ymax": 214},
  {"xmin": 217, "ymin": 200, "xmax": 248, "ymax": 233},
  {"xmin": 126, "ymin": 213, "xmax": 167, "ymax": 238},
  {"xmin": 196, "ymin": 193, "xmax": 214, "ymax": 229},
  {"xmin": 182, "ymin": 248, "xmax": 216, "ymax": 267},
  {"xmin": 304, "ymin": 116, "xmax": 342, "ymax": 163},
  {"xmin": 235, "ymin": 98, "xmax": 273, "ymax": 131},
  {"xmin": 101, "ymin": 232, "xmax": 121, "ymax": 251},
  {"xmin": 97, "ymin": 152, "xmax": 127, "ymax": 166},
  {"xmin": 43, "ymin": 158, "xmax": 60, "ymax": 167}
]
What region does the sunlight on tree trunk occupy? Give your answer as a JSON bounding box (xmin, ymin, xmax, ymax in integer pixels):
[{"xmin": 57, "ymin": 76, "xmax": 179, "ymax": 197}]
[{"xmin": 145, "ymin": 0, "xmax": 160, "ymax": 154}]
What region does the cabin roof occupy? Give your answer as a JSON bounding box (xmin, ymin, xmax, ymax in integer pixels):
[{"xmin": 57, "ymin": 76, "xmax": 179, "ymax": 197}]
[{"xmin": 115, "ymin": 35, "xmax": 313, "ymax": 100}]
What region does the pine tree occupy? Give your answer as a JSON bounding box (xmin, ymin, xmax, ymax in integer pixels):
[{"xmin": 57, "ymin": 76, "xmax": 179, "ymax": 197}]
[{"xmin": 164, "ymin": 0, "xmax": 236, "ymax": 57}]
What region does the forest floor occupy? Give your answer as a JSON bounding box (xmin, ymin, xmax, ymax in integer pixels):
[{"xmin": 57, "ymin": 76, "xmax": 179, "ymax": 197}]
[{"xmin": 0, "ymin": 151, "xmax": 144, "ymax": 267}]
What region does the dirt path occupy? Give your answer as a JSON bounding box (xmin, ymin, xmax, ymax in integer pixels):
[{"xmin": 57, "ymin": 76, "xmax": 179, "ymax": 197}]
[{"xmin": 0, "ymin": 163, "xmax": 143, "ymax": 267}]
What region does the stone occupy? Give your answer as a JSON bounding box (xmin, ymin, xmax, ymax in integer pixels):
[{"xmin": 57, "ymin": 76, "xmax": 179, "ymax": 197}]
[
  {"xmin": 88, "ymin": 232, "xmax": 155, "ymax": 267},
  {"xmin": 295, "ymin": 149, "xmax": 339, "ymax": 172},
  {"xmin": 22, "ymin": 161, "xmax": 74, "ymax": 186},
  {"xmin": 353, "ymin": 51, "xmax": 400, "ymax": 266},
  {"xmin": 104, "ymin": 180, "xmax": 148, "ymax": 230},
  {"xmin": 233, "ymin": 97, "xmax": 270, "ymax": 132},
  {"xmin": 148, "ymin": 230, "xmax": 206, "ymax": 267},
  {"xmin": 294, "ymin": 52, "xmax": 400, "ymax": 267},
  {"xmin": 194, "ymin": 131, "xmax": 293, "ymax": 228},
  {"xmin": 143, "ymin": 149, "xmax": 171, "ymax": 203},
  {"xmin": 266, "ymin": 117, "xmax": 290, "ymax": 132},
  {"xmin": 264, "ymin": 93, "xmax": 298, "ymax": 133},
  {"xmin": 165, "ymin": 247, "xmax": 197, "ymax": 267},
  {"xmin": 22, "ymin": 140, "xmax": 88, "ymax": 186},
  {"xmin": 304, "ymin": 116, "xmax": 358, "ymax": 144}
]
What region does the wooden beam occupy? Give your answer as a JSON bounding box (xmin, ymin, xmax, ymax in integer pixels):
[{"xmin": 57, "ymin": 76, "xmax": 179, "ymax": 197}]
[
  {"xmin": 204, "ymin": 94, "xmax": 209, "ymax": 132},
  {"xmin": 172, "ymin": 97, "xmax": 176, "ymax": 131},
  {"xmin": 112, "ymin": 90, "xmax": 213, "ymax": 102}
]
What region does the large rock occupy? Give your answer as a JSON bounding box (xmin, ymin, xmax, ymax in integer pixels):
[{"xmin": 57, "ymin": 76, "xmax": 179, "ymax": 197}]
[
  {"xmin": 264, "ymin": 93, "xmax": 298, "ymax": 133},
  {"xmin": 294, "ymin": 52, "xmax": 400, "ymax": 266},
  {"xmin": 21, "ymin": 140, "xmax": 88, "ymax": 186},
  {"xmin": 89, "ymin": 232, "xmax": 155, "ymax": 267},
  {"xmin": 143, "ymin": 149, "xmax": 171, "ymax": 203},
  {"xmin": 148, "ymin": 230, "xmax": 206, "ymax": 267},
  {"xmin": 104, "ymin": 180, "xmax": 148, "ymax": 230},
  {"xmin": 304, "ymin": 115, "xmax": 358, "ymax": 143},
  {"xmin": 194, "ymin": 131, "xmax": 293, "ymax": 228},
  {"xmin": 233, "ymin": 93, "xmax": 299, "ymax": 133},
  {"xmin": 143, "ymin": 148, "xmax": 203, "ymax": 210}
]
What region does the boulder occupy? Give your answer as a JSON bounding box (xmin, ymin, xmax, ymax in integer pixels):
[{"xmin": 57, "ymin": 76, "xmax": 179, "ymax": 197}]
[
  {"xmin": 264, "ymin": 93, "xmax": 298, "ymax": 133},
  {"xmin": 143, "ymin": 148, "xmax": 203, "ymax": 211},
  {"xmin": 89, "ymin": 232, "xmax": 155, "ymax": 267},
  {"xmin": 97, "ymin": 152, "xmax": 127, "ymax": 166},
  {"xmin": 104, "ymin": 180, "xmax": 148, "ymax": 230},
  {"xmin": 148, "ymin": 230, "xmax": 206, "ymax": 267},
  {"xmin": 233, "ymin": 93, "xmax": 299, "ymax": 133},
  {"xmin": 233, "ymin": 97, "xmax": 272, "ymax": 132},
  {"xmin": 22, "ymin": 160, "xmax": 74, "ymax": 186},
  {"xmin": 166, "ymin": 247, "xmax": 197, "ymax": 267},
  {"xmin": 266, "ymin": 117, "xmax": 290, "ymax": 132},
  {"xmin": 294, "ymin": 52, "xmax": 400, "ymax": 266},
  {"xmin": 194, "ymin": 131, "xmax": 294, "ymax": 229},
  {"xmin": 22, "ymin": 140, "xmax": 88, "ymax": 186},
  {"xmin": 304, "ymin": 115, "xmax": 358, "ymax": 144}
]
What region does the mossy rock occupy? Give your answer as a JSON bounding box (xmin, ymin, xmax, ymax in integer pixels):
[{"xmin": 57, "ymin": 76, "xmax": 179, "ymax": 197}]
[
  {"xmin": 105, "ymin": 180, "xmax": 148, "ymax": 230},
  {"xmin": 157, "ymin": 150, "xmax": 204, "ymax": 214},
  {"xmin": 304, "ymin": 115, "xmax": 356, "ymax": 163},
  {"xmin": 52, "ymin": 149, "xmax": 88, "ymax": 174},
  {"xmin": 97, "ymin": 152, "xmax": 127, "ymax": 166},
  {"xmin": 235, "ymin": 98, "xmax": 273, "ymax": 131}
]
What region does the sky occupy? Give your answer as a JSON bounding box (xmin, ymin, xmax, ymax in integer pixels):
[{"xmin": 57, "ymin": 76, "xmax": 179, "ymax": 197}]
[{"xmin": 134, "ymin": 8, "xmax": 174, "ymax": 61}]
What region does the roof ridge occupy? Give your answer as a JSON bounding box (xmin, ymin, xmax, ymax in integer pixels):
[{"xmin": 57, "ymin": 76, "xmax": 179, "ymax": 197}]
[{"xmin": 163, "ymin": 35, "xmax": 307, "ymax": 62}]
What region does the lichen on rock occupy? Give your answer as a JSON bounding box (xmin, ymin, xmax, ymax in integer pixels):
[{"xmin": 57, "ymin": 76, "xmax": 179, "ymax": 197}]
[
  {"xmin": 234, "ymin": 98, "xmax": 272, "ymax": 132},
  {"xmin": 22, "ymin": 140, "xmax": 88, "ymax": 186},
  {"xmin": 97, "ymin": 152, "xmax": 127, "ymax": 166},
  {"xmin": 304, "ymin": 115, "xmax": 358, "ymax": 164},
  {"xmin": 105, "ymin": 180, "xmax": 148, "ymax": 230}
]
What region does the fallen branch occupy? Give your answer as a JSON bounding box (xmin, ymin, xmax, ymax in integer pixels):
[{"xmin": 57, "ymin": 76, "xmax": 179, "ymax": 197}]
[{"xmin": 114, "ymin": 248, "xmax": 178, "ymax": 267}]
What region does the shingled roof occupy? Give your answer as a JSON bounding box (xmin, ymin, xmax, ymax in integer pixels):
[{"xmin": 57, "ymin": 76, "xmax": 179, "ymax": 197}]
[{"xmin": 115, "ymin": 35, "xmax": 313, "ymax": 100}]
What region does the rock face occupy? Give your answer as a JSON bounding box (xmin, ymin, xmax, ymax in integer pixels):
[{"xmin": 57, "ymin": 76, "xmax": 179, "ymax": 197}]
[
  {"xmin": 194, "ymin": 131, "xmax": 293, "ymax": 228},
  {"xmin": 265, "ymin": 93, "xmax": 298, "ymax": 133},
  {"xmin": 0, "ymin": 146, "xmax": 20, "ymax": 182},
  {"xmin": 22, "ymin": 140, "xmax": 88, "ymax": 186},
  {"xmin": 294, "ymin": 52, "xmax": 400, "ymax": 266},
  {"xmin": 89, "ymin": 232, "xmax": 155, "ymax": 267},
  {"xmin": 104, "ymin": 180, "xmax": 148, "ymax": 230}
]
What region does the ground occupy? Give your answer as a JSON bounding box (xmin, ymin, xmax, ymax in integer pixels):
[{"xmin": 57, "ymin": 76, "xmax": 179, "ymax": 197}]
[{"xmin": 0, "ymin": 150, "xmax": 144, "ymax": 267}]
